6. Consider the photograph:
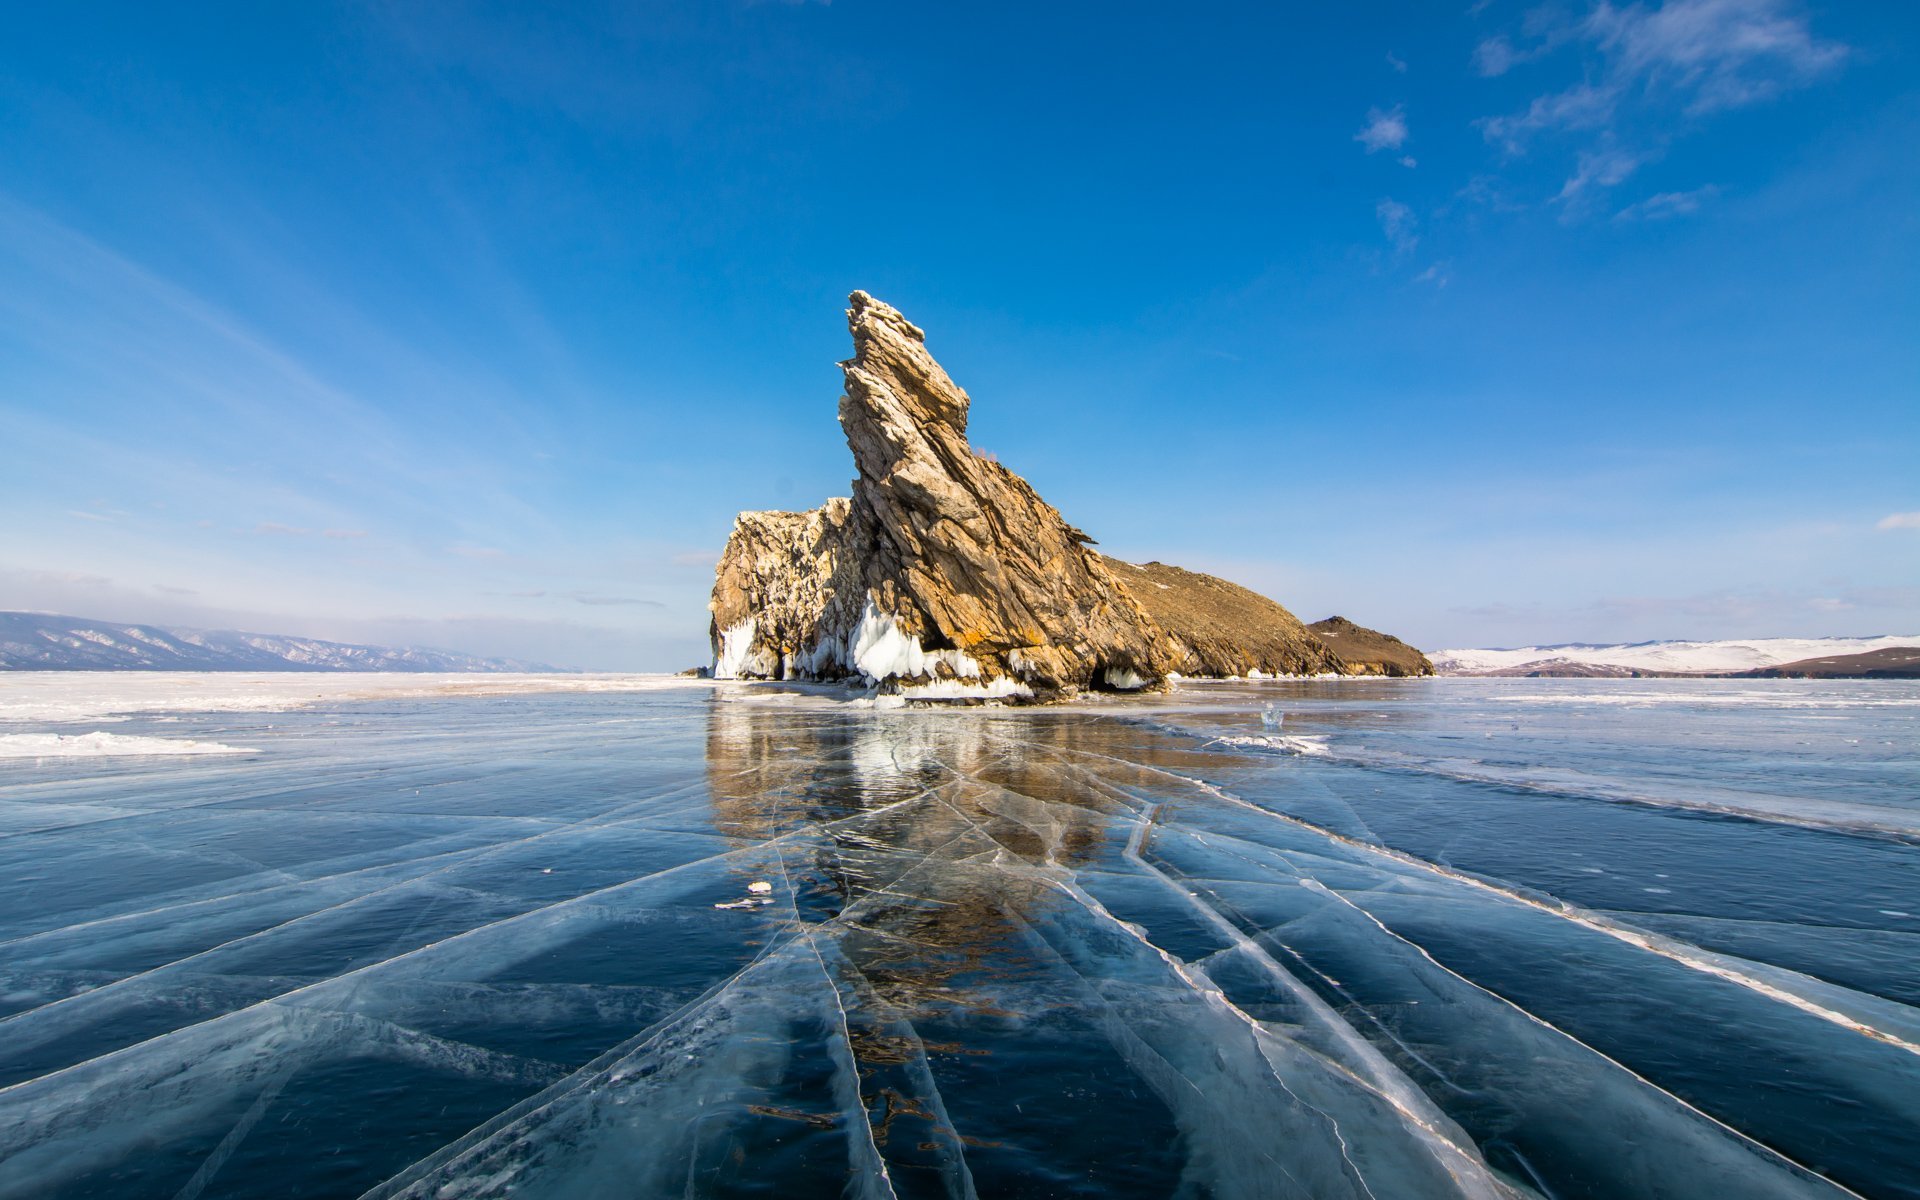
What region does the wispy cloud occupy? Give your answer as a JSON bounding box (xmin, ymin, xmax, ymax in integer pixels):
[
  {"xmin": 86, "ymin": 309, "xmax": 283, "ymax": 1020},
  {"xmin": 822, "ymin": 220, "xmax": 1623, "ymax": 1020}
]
[
  {"xmin": 1878, "ymin": 512, "xmax": 1920, "ymax": 531},
  {"xmin": 1375, "ymin": 199, "xmax": 1418, "ymax": 256},
  {"xmin": 254, "ymin": 522, "xmax": 311, "ymax": 536},
  {"xmin": 567, "ymin": 593, "xmax": 664, "ymax": 608},
  {"xmin": 1476, "ymin": 0, "xmax": 1845, "ymax": 209},
  {"xmin": 1481, "ymin": 83, "xmax": 1618, "ymax": 154},
  {"xmin": 1355, "ymin": 105, "xmax": 1409, "ymax": 153},
  {"xmin": 322, "ymin": 528, "xmax": 369, "ymax": 539},
  {"xmin": 1587, "ymin": 0, "xmax": 1846, "ymax": 114},
  {"xmin": 1615, "ymin": 183, "xmax": 1721, "ymax": 220},
  {"xmin": 1385, "ymin": 51, "xmax": 1408, "ymax": 73},
  {"xmin": 1413, "ymin": 261, "xmax": 1452, "ymax": 287},
  {"xmin": 1554, "ymin": 144, "xmax": 1649, "ymax": 213}
]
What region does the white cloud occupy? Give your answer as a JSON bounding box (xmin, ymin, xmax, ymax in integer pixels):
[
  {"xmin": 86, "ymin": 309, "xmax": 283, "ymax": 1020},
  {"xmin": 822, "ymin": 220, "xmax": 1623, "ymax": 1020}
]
[
  {"xmin": 1587, "ymin": 0, "xmax": 1846, "ymax": 114},
  {"xmin": 1878, "ymin": 512, "xmax": 1920, "ymax": 531},
  {"xmin": 1398, "ymin": 155, "xmax": 1418, "ymax": 169},
  {"xmin": 1480, "ymin": 82, "xmax": 1620, "ymax": 154},
  {"xmin": 1614, "ymin": 183, "xmax": 1720, "ymax": 219},
  {"xmin": 1474, "ymin": 35, "xmax": 1521, "ymax": 77},
  {"xmin": 1554, "ymin": 145, "xmax": 1648, "ymax": 212},
  {"xmin": 1482, "ymin": 0, "xmax": 1846, "ymax": 151},
  {"xmin": 321, "ymin": 528, "xmax": 369, "ymax": 539},
  {"xmin": 1375, "ymin": 199, "xmax": 1418, "ymax": 255},
  {"xmin": 1355, "ymin": 105, "xmax": 1409, "ymax": 153},
  {"xmin": 1414, "ymin": 261, "xmax": 1453, "ymax": 287},
  {"xmin": 1386, "ymin": 51, "xmax": 1408, "ymax": 73}
]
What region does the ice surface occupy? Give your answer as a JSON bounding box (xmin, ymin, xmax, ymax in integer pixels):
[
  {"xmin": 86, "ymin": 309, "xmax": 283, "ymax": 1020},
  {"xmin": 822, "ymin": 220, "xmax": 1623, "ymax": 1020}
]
[{"xmin": 0, "ymin": 676, "xmax": 1912, "ymax": 1199}]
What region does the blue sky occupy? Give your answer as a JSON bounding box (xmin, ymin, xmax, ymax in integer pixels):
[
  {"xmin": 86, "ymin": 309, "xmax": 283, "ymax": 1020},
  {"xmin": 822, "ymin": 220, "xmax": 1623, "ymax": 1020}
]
[{"xmin": 2, "ymin": 1, "xmax": 1915, "ymax": 669}]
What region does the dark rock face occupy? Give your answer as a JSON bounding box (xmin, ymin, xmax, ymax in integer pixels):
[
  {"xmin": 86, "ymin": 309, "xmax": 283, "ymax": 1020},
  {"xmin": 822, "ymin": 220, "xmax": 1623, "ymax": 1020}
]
[
  {"xmin": 1733, "ymin": 646, "xmax": 1920, "ymax": 679},
  {"xmin": 1307, "ymin": 616, "xmax": 1435, "ymax": 677},
  {"xmin": 710, "ymin": 293, "xmax": 1408, "ymax": 699},
  {"xmin": 1100, "ymin": 559, "xmax": 1343, "ymax": 678}
]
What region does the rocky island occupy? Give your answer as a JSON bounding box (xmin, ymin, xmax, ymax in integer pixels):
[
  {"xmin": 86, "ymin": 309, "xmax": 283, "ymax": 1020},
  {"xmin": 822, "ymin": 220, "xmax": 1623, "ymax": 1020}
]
[{"xmin": 709, "ymin": 292, "xmax": 1429, "ymax": 700}]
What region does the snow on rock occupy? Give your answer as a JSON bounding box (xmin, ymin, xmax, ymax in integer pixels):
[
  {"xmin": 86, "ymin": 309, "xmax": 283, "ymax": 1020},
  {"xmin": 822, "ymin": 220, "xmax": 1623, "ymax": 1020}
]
[
  {"xmin": 713, "ymin": 619, "xmax": 776, "ymax": 681},
  {"xmin": 850, "ymin": 600, "xmax": 983, "ymax": 684}
]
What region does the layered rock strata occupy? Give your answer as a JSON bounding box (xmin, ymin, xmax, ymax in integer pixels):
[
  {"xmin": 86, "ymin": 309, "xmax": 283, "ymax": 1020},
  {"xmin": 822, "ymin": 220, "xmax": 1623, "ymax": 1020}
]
[{"xmin": 709, "ymin": 292, "xmax": 1399, "ymax": 699}]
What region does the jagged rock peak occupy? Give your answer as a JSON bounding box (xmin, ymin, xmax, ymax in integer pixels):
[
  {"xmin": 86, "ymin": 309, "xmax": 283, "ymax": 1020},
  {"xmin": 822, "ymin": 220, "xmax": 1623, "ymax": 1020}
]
[{"xmin": 709, "ymin": 292, "xmax": 1403, "ymax": 701}]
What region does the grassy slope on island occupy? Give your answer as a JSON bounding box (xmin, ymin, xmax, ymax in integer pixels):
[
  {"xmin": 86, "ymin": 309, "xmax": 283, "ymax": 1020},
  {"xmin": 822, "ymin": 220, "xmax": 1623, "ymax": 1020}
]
[
  {"xmin": 1306, "ymin": 616, "xmax": 1435, "ymax": 677},
  {"xmin": 1097, "ymin": 558, "xmax": 1343, "ymax": 677}
]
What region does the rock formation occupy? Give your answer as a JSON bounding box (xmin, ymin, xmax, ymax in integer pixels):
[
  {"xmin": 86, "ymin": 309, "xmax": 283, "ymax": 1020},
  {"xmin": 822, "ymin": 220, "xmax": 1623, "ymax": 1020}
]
[
  {"xmin": 1306, "ymin": 616, "xmax": 1435, "ymax": 677},
  {"xmin": 1099, "ymin": 558, "xmax": 1342, "ymax": 678},
  {"xmin": 709, "ymin": 292, "xmax": 1410, "ymax": 700}
]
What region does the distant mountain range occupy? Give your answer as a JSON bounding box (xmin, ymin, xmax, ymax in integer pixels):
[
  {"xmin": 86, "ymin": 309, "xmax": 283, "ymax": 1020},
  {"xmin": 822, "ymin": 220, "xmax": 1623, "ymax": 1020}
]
[
  {"xmin": 0, "ymin": 612, "xmax": 565, "ymax": 673},
  {"xmin": 1430, "ymin": 635, "xmax": 1920, "ymax": 678}
]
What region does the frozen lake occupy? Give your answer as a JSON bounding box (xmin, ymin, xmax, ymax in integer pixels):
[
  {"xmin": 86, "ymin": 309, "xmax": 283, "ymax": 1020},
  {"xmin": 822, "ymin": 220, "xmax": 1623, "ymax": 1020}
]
[{"xmin": 0, "ymin": 675, "xmax": 1915, "ymax": 1199}]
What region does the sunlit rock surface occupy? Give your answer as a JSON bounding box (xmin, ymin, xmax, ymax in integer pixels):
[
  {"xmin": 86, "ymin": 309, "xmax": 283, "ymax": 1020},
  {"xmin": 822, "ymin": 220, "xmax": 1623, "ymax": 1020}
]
[
  {"xmin": 1102, "ymin": 557, "xmax": 1344, "ymax": 678},
  {"xmin": 0, "ymin": 676, "xmax": 1914, "ymax": 1198},
  {"xmin": 1306, "ymin": 615, "xmax": 1435, "ymax": 676},
  {"xmin": 709, "ymin": 293, "xmax": 1406, "ymax": 699}
]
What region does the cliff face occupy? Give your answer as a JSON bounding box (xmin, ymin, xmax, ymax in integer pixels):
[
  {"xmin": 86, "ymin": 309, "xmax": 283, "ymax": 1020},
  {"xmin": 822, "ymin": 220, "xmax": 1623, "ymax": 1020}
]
[
  {"xmin": 710, "ymin": 293, "xmax": 1175, "ymax": 699},
  {"xmin": 1307, "ymin": 616, "xmax": 1435, "ymax": 677},
  {"xmin": 709, "ymin": 292, "xmax": 1403, "ymax": 699}
]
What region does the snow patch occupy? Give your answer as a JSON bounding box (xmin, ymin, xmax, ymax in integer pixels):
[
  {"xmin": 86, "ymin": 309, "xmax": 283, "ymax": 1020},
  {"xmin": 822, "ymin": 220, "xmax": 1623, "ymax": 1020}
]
[
  {"xmin": 894, "ymin": 677, "xmax": 1033, "ymax": 702},
  {"xmin": 1102, "ymin": 666, "xmax": 1148, "ymax": 691},
  {"xmin": 1211, "ymin": 733, "xmax": 1331, "ymax": 757},
  {"xmin": 0, "ymin": 732, "xmax": 257, "ymax": 759}
]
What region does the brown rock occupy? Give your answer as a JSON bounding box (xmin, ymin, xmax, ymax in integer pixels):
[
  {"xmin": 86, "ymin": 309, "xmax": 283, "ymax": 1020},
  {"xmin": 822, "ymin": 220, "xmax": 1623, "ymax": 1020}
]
[
  {"xmin": 1100, "ymin": 558, "xmax": 1343, "ymax": 677},
  {"xmin": 1307, "ymin": 616, "xmax": 1434, "ymax": 677},
  {"xmin": 708, "ymin": 292, "xmax": 1420, "ymax": 700}
]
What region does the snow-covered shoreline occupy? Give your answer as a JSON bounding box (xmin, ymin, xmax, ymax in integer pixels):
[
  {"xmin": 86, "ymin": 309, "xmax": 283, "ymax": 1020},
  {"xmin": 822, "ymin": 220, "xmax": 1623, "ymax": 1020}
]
[
  {"xmin": 0, "ymin": 671, "xmax": 714, "ymax": 726},
  {"xmin": 1430, "ymin": 635, "xmax": 1919, "ymax": 676}
]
